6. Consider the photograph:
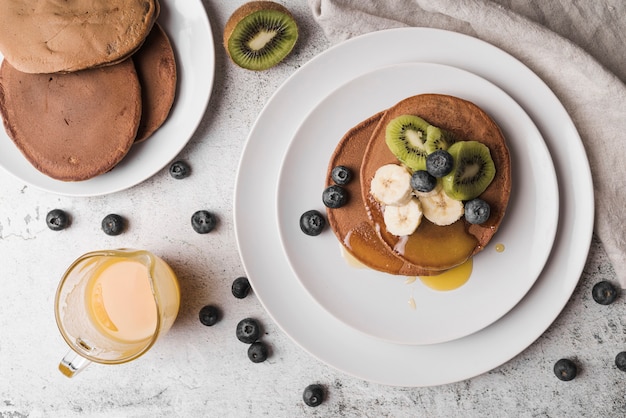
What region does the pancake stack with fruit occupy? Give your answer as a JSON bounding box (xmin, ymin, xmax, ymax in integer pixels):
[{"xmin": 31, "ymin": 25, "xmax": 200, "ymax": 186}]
[
  {"xmin": 323, "ymin": 94, "xmax": 511, "ymax": 277},
  {"xmin": 0, "ymin": 0, "xmax": 177, "ymax": 181}
]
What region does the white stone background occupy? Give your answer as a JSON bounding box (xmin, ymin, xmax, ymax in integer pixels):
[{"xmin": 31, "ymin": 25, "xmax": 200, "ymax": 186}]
[{"xmin": 0, "ymin": 1, "xmax": 624, "ymax": 417}]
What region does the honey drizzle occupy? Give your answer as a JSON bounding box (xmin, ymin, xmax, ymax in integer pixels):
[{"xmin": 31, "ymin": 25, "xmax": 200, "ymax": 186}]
[{"xmin": 418, "ymin": 258, "xmax": 473, "ymax": 291}]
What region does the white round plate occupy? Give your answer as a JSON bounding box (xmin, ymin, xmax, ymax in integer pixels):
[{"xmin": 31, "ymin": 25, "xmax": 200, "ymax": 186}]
[
  {"xmin": 234, "ymin": 28, "xmax": 593, "ymax": 387},
  {"xmin": 0, "ymin": 0, "xmax": 214, "ymax": 196},
  {"xmin": 276, "ymin": 62, "xmax": 558, "ymax": 345}
]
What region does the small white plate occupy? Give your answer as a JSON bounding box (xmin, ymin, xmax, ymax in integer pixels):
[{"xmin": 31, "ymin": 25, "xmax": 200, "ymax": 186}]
[
  {"xmin": 276, "ymin": 62, "xmax": 559, "ymax": 345},
  {"xmin": 0, "ymin": 0, "xmax": 214, "ymax": 196},
  {"xmin": 234, "ymin": 27, "xmax": 594, "ymax": 387}
]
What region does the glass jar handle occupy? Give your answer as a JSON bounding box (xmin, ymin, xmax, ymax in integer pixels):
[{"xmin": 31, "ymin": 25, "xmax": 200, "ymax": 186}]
[{"xmin": 59, "ymin": 350, "xmax": 91, "ymax": 378}]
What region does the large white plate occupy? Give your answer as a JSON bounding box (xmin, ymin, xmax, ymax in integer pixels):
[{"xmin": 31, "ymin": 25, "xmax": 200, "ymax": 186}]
[
  {"xmin": 0, "ymin": 0, "xmax": 214, "ymax": 196},
  {"xmin": 276, "ymin": 62, "xmax": 558, "ymax": 345},
  {"xmin": 234, "ymin": 28, "xmax": 594, "ymax": 386}
]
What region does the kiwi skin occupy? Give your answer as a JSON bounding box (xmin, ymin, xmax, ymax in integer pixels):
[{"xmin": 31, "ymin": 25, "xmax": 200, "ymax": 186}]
[{"xmin": 223, "ymin": 1, "xmax": 298, "ymax": 71}]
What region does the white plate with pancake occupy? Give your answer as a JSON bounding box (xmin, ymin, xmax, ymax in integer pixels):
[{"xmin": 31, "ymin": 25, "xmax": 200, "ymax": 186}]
[
  {"xmin": 234, "ymin": 27, "xmax": 593, "ymax": 387},
  {"xmin": 276, "ymin": 62, "xmax": 558, "ymax": 346},
  {"xmin": 0, "ymin": 0, "xmax": 214, "ymax": 196}
]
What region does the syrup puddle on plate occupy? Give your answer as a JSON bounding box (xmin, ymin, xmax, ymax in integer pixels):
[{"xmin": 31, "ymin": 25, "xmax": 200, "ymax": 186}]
[
  {"xmin": 415, "ymin": 242, "xmax": 506, "ymax": 292},
  {"xmin": 418, "ymin": 258, "xmax": 473, "ymax": 291},
  {"xmin": 340, "ymin": 242, "xmax": 506, "ymax": 310}
]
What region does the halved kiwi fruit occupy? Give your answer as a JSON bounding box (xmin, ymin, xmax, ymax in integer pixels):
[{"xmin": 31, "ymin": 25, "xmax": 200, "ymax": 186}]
[
  {"xmin": 425, "ymin": 125, "xmax": 455, "ymax": 153},
  {"xmin": 223, "ymin": 1, "xmax": 298, "ymax": 71},
  {"xmin": 442, "ymin": 141, "xmax": 496, "ymax": 201},
  {"xmin": 385, "ymin": 115, "xmax": 430, "ymax": 171}
]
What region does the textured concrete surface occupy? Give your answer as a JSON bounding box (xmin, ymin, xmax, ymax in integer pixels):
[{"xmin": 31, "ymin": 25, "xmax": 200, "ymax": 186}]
[{"xmin": 0, "ymin": 1, "xmax": 624, "ymax": 417}]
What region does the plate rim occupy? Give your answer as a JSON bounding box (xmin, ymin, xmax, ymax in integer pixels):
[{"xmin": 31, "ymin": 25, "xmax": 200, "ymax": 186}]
[
  {"xmin": 234, "ymin": 27, "xmax": 594, "ymax": 386},
  {"xmin": 274, "ymin": 61, "xmax": 560, "ymax": 346}
]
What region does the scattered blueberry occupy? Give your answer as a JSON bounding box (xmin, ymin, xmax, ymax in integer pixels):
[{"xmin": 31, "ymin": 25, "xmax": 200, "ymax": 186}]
[
  {"xmin": 464, "ymin": 198, "xmax": 491, "ymax": 224},
  {"xmin": 553, "ymin": 358, "xmax": 577, "ymax": 381},
  {"xmin": 592, "ymin": 281, "xmax": 618, "ymax": 305},
  {"xmin": 322, "ymin": 185, "xmax": 348, "ymax": 208},
  {"xmin": 236, "ymin": 318, "xmax": 261, "ymax": 344},
  {"xmin": 410, "ymin": 170, "xmax": 437, "ymax": 193},
  {"xmin": 426, "ymin": 150, "xmax": 454, "ymax": 178},
  {"xmin": 300, "ymin": 210, "xmax": 326, "ymax": 236},
  {"xmin": 232, "ymin": 276, "xmax": 251, "ymax": 299},
  {"xmin": 198, "ymin": 305, "xmax": 221, "ymax": 326},
  {"xmin": 101, "ymin": 214, "xmax": 125, "ymax": 235},
  {"xmin": 615, "ymin": 352, "xmax": 626, "ymax": 372},
  {"xmin": 247, "ymin": 341, "xmax": 269, "ymax": 363},
  {"xmin": 46, "ymin": 209, "xmax": 69, "ymax": 231},
  {"xmin": 169, "ymin": 160, "xmax": 191, "ymax": 179},
  {"xmin": 302, "ymin": 384, "xmax": 325, "ymax": 407},
  {"xmin": 191, "ymin": 210, "xmax": 217, "ymax": 234},
  {"xmin": 331, "ymin": 165, "xmax": 352, "ymax": 185}
]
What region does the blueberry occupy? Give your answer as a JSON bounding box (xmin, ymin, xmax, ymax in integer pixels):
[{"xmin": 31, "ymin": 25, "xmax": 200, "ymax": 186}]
[
  {"xmin": 300, "ymin": 210, "xmax": 326, "ymax": 236},
  {"xmin": 236, "ymin": 318, "xmax": 261, "ymax": 343},
  {"xmin": 592, "ymin": 281, "xmax": 618, "ymax": 305},
  {"xmin": 410, "ymin": 170, "xmax": 437, "ymax": 193},
  {"xmin": 169, "ymin": 160, "xmax": 191, "ymax": 179},
  {"xmin": 553, "ymin": 358, "xmax": 577, "ymax": 381},
  {"xmin": 464, "ymin": 198, "xmax": 491, "ymax": 224},
  {"xmin": 331, "ymin": 165, "xmax": 352, "ymax": 185},
  {"xmin": 426, "ymin": 150, "xmax": 454, "ymax": 178},
  {"xmin": 232, "ymin": 276, "xmax": 251, "ymax": 299},
  {"xmin": 247, "ymin": 341, "xmax": 269, "ymax": 363},
  {"xmin": 322, "ymin": 185, "xmax": 348, "ymax": 208},
  {"xmin": 615, "ymin": 352, "xmax": 626, "ymax": 372},
  {"xmin": 302, "ymin": 384, "xmax": 325, "ymax": 407},
  {"xmin": 101, "ymin": 214, "xmax": 125, "ymax": 235},
  {"xmin": 46, "ymin": 209, "xmax": 69, "ymax": 231},
  {"xmin": 198, "ymin": 305, "xmax": 220, "ymax": 326},
  {"xmin": 191, "ymin": 210, "xmax": 217, "ymax": 234}
]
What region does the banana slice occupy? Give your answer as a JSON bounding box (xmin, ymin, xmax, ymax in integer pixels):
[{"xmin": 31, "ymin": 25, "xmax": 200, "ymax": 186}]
[
  {"xmin": 370, "ymin": 164, "xmax": 413, "ymax": 206},
  {"xmin": 419, "ymin": 189, "xmax": 464, "ymax": 226},
  {"xmin": 383, "ymin": 197, "xmax": 423, "ymax": 236}
]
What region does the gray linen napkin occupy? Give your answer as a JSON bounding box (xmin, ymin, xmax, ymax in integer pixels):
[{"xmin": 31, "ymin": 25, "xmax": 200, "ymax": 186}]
[{"xmin": 308, "ymin": 0, "xmax": 626, "ymax": 288}]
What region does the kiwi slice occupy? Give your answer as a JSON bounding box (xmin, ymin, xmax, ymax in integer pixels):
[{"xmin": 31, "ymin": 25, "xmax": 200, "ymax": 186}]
[
  {"xmin": 442, "ymin": 141, "xmax": 495, "ymax": 201},
  {"xmin": 425, "ymin": 125, "xmax": 455, "ymax": 154},
  {"xmin": 223, "ymin": 1, "xmax": 298, "ymax": 71},
  {"xmin": 385, "ymin": 115, "xmax": 430, "ymax": 171}
]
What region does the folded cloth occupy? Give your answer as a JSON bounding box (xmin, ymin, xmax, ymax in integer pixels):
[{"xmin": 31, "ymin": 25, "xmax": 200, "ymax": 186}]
[{"xmin": 309, "ymin": 0, "xmax": 626, "ymax": 287}]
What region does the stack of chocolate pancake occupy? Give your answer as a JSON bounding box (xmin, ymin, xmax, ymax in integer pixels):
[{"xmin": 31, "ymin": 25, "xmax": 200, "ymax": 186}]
[
  {"xmin": 325, "ymin": 94, "xmax": 511, "ymax": 276},
  {"xmin": 0, "ymin": 0, "xmax": 177, "ymax": 181}
]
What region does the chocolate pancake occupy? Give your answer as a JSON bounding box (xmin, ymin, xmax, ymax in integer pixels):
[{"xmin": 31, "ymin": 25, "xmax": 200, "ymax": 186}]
[
  {"xmin": 326, "ymin": 113, "xmax": 424, "ymax": 276},
  {"xmin": 133, "ymin": 22, "xmax": 177, "ymax": 142},
  {"xmin": 0, "ymin": 58, "xmax": 142, "ymax": 181},
  {"xmin": 360, "ymin": 94, "xmax": 512, "ymax": 275},
  {"xmin": 0, "ymin": 0, "xmax": 159, "ymax": 74}
]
